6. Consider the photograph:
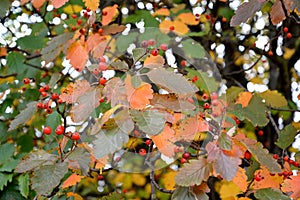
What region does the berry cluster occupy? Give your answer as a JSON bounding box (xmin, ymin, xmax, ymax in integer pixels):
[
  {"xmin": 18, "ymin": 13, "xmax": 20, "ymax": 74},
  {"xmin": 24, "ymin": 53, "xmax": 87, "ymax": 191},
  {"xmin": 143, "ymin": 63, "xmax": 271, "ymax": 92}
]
[
  {"xmin": 43, "ymin": 125, "xmax": 80, "ymax": 140},
  {"xmin": 97, "ymin": 174, "xmax": 105, "ymax": 192},
  {"xmin": 35, "ymin": 84, "xmax": 62, "ymax": 114},
  {"xmin": 140, "ymin": 38, "xmax": 169, "ymax": 57},
  {"xmin": 180, "ymin": 152, "xmax": 191, "ymax": 164}
]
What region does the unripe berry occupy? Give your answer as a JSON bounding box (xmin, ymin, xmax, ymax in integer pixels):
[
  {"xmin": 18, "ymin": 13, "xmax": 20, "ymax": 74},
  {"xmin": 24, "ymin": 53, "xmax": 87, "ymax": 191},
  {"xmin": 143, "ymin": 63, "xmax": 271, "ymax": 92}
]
[
  {"xmin": 141, "ymin": 40, "xmax": 148, "ymax": 48},
  {"xmin": 43, "ymin": 126, "xmax": 52, "ymax": 135},
  {"xmin": 147, "ymin": 39, "xmax": 156, "ymax": 46},
  {"xmin": 160, "ymin": 43, "xmax": 168, "ymax": 51}
]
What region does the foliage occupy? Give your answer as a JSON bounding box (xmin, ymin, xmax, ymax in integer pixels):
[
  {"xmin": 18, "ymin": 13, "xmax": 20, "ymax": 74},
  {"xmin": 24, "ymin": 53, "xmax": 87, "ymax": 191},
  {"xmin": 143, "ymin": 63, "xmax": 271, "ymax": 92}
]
[{"xmin": 1, "ymin": 0, "xmax": 300, "ymax": 199}]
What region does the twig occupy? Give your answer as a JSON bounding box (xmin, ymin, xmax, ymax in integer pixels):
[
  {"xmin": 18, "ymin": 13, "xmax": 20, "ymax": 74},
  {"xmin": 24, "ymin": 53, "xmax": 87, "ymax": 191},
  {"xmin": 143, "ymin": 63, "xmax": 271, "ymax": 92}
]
[
  {"xmin": 150, "ymin": 170, "xmax": 174, "ymax": 194},
  {"xmin": 268, "ymin": 106, "xmax": 300, "ymax": 113},
  {"xmin": 267, "ymin": 111, "xmax": 280, "ymax": 135},
  {"xmin": 0, "ymin": 73, "xmax": 17, "ymax": 78},
  {"xmin": 224, "ymin": 55, "xmax": 262, "ymax": 75}
]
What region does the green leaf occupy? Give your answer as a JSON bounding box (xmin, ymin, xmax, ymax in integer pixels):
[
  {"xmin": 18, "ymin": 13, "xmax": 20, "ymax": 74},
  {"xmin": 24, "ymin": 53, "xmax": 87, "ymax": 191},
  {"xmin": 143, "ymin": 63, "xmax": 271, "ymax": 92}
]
[
  {"xmin": 0, "ymin": 173, "xmax": 13, "ymax": 191},
  {"xmin": 32, "ymin": 162, "xmax": 68, "ymax": 196},
  {"xmin": 41, "ymin": 32, "xmax": 74, "ymax": 63},
  {"xmin": 31, "ymin": 22, "xmax": 49, "ymax": 37},
  {"xmin": 0, "ymin": 159, "xmax": 19, "ymax": 172},
  {"xmin": 171, "ymin": 187, "xmax": 197, "ymax": 200},
  {"xmin": 130, "ymin": 110, "xmax": 166, "ymax": 135},
  {"xmin": 275, "ymin": 124, "xmax": 297, "ymax": 149},
  {"xmin": 8, "ymin": 101, "xmax": 38, "ymax": 131},
  {"xmin": 65, "ymin": 147, "xmax": 91, "ymax": 176},
  {"xmin": 15, "ymin": 150, "xmax": 58, "ymax": 173},
  {"xmin": 258, "ymin": 90, "xmax": 288, "ymax": 108},
  {"xmin": 175, "ymin": 158, "xmax": 212, "ymax": 186},
  {"xmin": 0, "ymin": 190, "xmax": 25, "ymax": 200},
  {"xmin": 186, "ymin": 68, "xmax": 219, "ymax": 92},
  {"xmin": 226, "ymin": 86, "xmax": 244, "ymax": 104},
  {"xmin": 110, "ymin": 60, "xmax": 129, "ymax": 72},
  {"xmin": 0, "ymin": 143, "xmax": 15, "ymax": 164},
  {"xmin": 181, "ymin": 39, "xmax": 205, "ymax": 59},
  {"xmin": 93, "ymin": 127, "xmax": 129, "ymax": 159},
  {"xmin": 254, "ymin": 188, "xmax": 291, "ymax": 200},
  {"xmin": 17, "ymin": 36, "xmax": 44, "ymax": 51},
  {"xmin": 6, "ymin": 52, "xmax": 27, "ymax": 75},
  {"xmin": 147, "ymin": 68, "xmax": 198, "ymax": 95},
  {"xmin": 218, "ymin": 133, "xmax": 232, "ymax": 150},
  {"xmin": 0, "ymin": 0, "xmax": 10, "ymax": 18},
  {"xmin": 45, "ymin": 111, "xmax": 61, "ymax": 133},
  {"xmin": 132, "ymin": 48, "xmax": 147, "ymax": 63},
  {"xmin": 18, "ymin": 174, "xmax": 30, "ymax": 198},
  {"xmin": 187, "ymin": 32, "xmax": 207, "ymax": 37},
  {"xmin": 116, "ymin": 32, "xmax": 139, "ymax": 52},
  {"xmin": 48, "ymin": 72, "xmax": 61, "ymax": 89},
  {"xmin": 125, "ymin": 10, "xmax": 159, "ymax": 27},
  {"xmin": 138, "ymin": 28, "xmax": 170, "ymax": 45}
]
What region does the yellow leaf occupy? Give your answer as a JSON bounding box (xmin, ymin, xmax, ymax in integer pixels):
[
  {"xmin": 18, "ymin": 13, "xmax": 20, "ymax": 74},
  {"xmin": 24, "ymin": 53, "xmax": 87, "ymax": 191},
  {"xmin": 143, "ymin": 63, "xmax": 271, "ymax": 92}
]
[
  {"xmin": 176, "ymin": 12, "xmax": 199, "ymax": 25},
  {"xmin": 292, "ymin": 122, "xmax": 300, "ymax": 131},
  {"xmin": 235, "ymin": 92, "xmax": 252, "ymax": 108},
  {"xmin": 252, "ymin": 166, "xmax": 283, "ymax": 190},
  {"xmin": 63, "ymin": 4, "xmax": 83, "ymax": 14},
  {"xmin": 132, "ymin": 174, "xmax": 146, "ymax": 186},
  {"xmin": 217, "ymin": 180, "xmax": 242, "ymax": 199},
  {"xmin": 82, "ymin": 0, "xmax": 100, "ymax": 11},
  {"xmin": 161, "ymin": 170, "xmax": 177, "ymax": 190},
  {"xmin": 283, "ymin": 47, "xmax": 295, "ymax": 60},
  {"xmin": 238, "ymin": 198, "xmax": 252, "ymax": 200},
  {"xmin": 249, "ymin": 77, "xmax": 263, "ymax": 84},
  {"xmin": 153, "ymin": 8, "xmax": 170, "ymax": 16}
]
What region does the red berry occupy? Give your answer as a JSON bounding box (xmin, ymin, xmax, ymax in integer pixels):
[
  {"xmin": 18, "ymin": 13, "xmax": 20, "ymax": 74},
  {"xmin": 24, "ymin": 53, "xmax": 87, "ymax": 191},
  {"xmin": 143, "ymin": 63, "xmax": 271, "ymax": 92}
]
[
  {"xmin": 210, "ymin": 92, "xmax": 218, "ymax": 100},
  {"xmin": 55, "ymin": 125, "xmax": 64, "ymax": 135},
  {"xmin": 141, "ymin": 40, "xmax": 148, "ymax": 48},
  {"xmin": 221, "ymin": 17, "xmax": 227, "ymax": 23},
  {"xmin": 98, "ymin": 62, "xmax": 107, "ymax": 71},
  {"xmin": 99, "ymin": 56, "xmax": 106, "ymax": 63},
  {"xmin": 160, "ymin": 43, "xmax": 168, "ymax": 51},
  {"xmin": 41, "ymin": 91, "xmax": 47, "ymax": 97},
  {"xmin": 294, "ymin": 161, "xmax": 299, "ymax": 167},
  {"xmin": 72, "ymin": 132, "xmax": 80, "ymax": 140},
  {"xmin": 182, "ymin": 152, "xmax": 191, "ymax": 160},
  {"xmin": 83, "ymin": 11, "xmax": 89, "ymax": 17},
  {"xmin": 181, "ymin": 60, "xmax": 187, "ymax": 67},
  {"xmin": 51, "ymin": 93, "xmax": 59, "ymax": 100},
  {"xmin": 72, "ymin": 14, "xmax": 77, "ymax": 19},
  {"xmin": 151, "ymin": 49, "xmax": 159, "ymax": 56},
  {"xmin": 77, "ymin": 19, "xmax": 82, "ymax": 25},
  {"xmin": 98, "ymin": 28, "xmax": 103, "ymax": 34},
  {"xmin": 79, "ymin": 28, "xmax": 86, "ymax": 35},
  {"xmin": 37, "ymin": 102, "xmax": 44, "ymax": 109},
  {"xmin": 71, "ymin": 27, "xmax": 77, "ymax": 31},
  {"xmin": 244, "ymin": 151, "xmax": 251, "ymax": 160},
  {"xmin": 98, "ymin": 174, "xmax": 104, "ymax": 180},
  {"xmin": 57, "ymin": 98, "xmax": 63, "ymax": 104},
  {"xmin": 205, "ymin": 14, "xmax": 211, "ymax": 20},
  {"xmin": 43, "ymin": 126, "xmax": 52, "ymax": 135},
  {"xmin": 102, "ymin": 11, "xmax": 107, "ymax": 16},
  {"xmin": 148, "ymin": 39, "xmax": 156, "ymax": 46},
  {"xmin": 258, "ymin": 130, "xmax": 264, "ymax": 136},
  {"xmin": 203, "ymin": 102, "xmax": 210, "ymax": 109},
  {"xmin": 284, "ymin": 156, "xmax": 289, "ymax": 162},
  {"xmin": 195, "ymin": 13, "xmax": 200, "ymax": 17},
  {"xmin": 86, "ymin": 8, "xmax": 91, "ymax": 12},
  {"xmin": 139, "ymin": 148, "xmax": 147, "ymax": 156},
  {"xmin": 255, "ymin": 174, "xmax": 262, "ymax": 181},
  {"xmin": 99, "ymin": 77, "xmax": 106, "ymax": 85},
  {"xmin": 273, "ymin": 154, "xmax": 279, "ymax": 159},
  {"xmin": 268, "ymin": 51, "xmax": 273, "ymax": 57},
  {"xmin": 191, "ymin": 76, "xmax": 198, "ymax": 83},
  {"xmin": 99, "ymin": 97, "xmax": 105, "ymax": 103},
  {"xmin": 46, "ymin": 108, "xmax": 52, "ymax": 114},
  {"xmin": 202, "ymin": 93, "xmax": 209, "ymax": 101},
  {"xmin": 23, "ymin": 78, "xmax": 30, "ymax": 84},
  {"xmin": 39, "ymin": 87, "xmax": 45, "ymax": 93},
  {"xmin": 283, "ymin": 27, "xmax": 288, "ymax": 33},
  {"xmin": 44, "ymin": 84, "xmax": 49, "ymax": 91},
  {"xmin": 288, "ymin": 159, "xmax": 294, "ymax": 165},
  {"xmin": 145, "ymin": 139, "xmax": 151, "ymax": 146},
  {"xmin": 169, "ymin": 26, "xmax": 175, "ymax": 31},
  {"xmin": 180, "ymin": 157, "xmax": 187, "ymax": 164},
  {"xmin": 286, "ymin": 32, "xmax": 292, "ymax": 39},
  {"xmin": 283, "ymin": 171, "xmax": 289, "ymax": 176}
]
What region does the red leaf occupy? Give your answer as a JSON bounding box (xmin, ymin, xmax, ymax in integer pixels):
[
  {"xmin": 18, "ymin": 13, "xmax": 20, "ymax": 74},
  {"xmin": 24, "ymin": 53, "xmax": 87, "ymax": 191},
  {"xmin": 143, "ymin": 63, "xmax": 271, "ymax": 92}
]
[
  {"xmin": 281, "ymin": 173, "xmax": 300, "ymax": 199},
  {"xmin": 51, "ymin": 0, "xmax": 69, "ymax": 8},
  {"xmin": 86, "ymin": 33, "xmax": 107, "ymax": 58},
  {"xmin": 66, "ymin": 39, "xmax": 88, "ymax": 72}
]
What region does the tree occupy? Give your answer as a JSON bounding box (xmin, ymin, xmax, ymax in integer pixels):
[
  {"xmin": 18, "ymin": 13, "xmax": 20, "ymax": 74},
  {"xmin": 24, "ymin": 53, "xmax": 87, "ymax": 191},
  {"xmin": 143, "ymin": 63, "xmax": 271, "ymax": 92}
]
[{"xmin": 0, "ymin": 0, "xmax": 300, "ymax": 199}]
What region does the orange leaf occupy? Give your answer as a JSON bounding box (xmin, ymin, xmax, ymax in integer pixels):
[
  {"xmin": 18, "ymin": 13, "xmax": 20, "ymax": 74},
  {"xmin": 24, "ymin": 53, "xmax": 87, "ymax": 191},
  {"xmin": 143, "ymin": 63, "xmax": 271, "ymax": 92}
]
[
  {"xmin": 31, "ymin": 0, "xmax": 46, "ymax": 9},
  {"xmin": 67, "ymin": 192, "xmax": 84, "ymax": 200},
  {"xmin": 101, "ymin": 4, "xmax": 119, "ymax": 26},
  {"xmin": 144, "ymin": 54, "xmax": 165, "ymax": 68},
  {"xmin": 281, "ymin": 173, "xmax": 300, "ymax": 199},
  {"xmin": 20, "ymin": 0, "xmax": 30, "ymax": 5},
  {"xmin": 176, "ymin": 12, "xmax": 200, "ymax": 25},
  {"xmin": 60, "ymin": 80, "xmax": 91, "ymax": 103},
  {"xmin": 0, "ymin": 47, "xmax": 7, "ymax": 57},
  {"xmin": 159, "ymin": 20, "xmax": 189, "ymax": 35},
  {"xmin": 86, "ymin": 33, "xmax": 107, "ymax": 58},
  {"xmin": 66, "ymin": 40, "xmax": 88, "ymax": 72},
  {"xmin": 232, "ymin": 167, "xmax": 248, "ymax": 192},
  {"xmin": 270, "ymin": 0, "xmax": 286, "ymax": 25},
  {"xmin": 153, "ymin": 8, "xmax": 170, "ymax": 16},
  {"xmin": 62, "ymin": 174, "xmax": 84, "ymax": 189},
  {"xmin": 82, "ymin": 0, "xmax": 99, "ymax": 11},
  {"xmin": 252, "ymin": 166, "xmax": 283, "ymax": 190},
  {"xmin": 150, "ymin": 125, "xmax": 176, "ymax": 158},
  {"xmin": 125, "ymin": 75, "xmax": 153, "ymax": 109},
  {"xmin": 50, "ymin": 0, "xmax": 69, "ymax": 8},
  {"xmin": 235, "ymin": 92, "xmax": 252, "ymax": 107}
]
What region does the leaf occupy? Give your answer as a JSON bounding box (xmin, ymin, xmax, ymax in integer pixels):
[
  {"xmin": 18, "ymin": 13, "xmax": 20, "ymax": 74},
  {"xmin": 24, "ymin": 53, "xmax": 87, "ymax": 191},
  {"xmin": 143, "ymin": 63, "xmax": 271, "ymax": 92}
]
[
  {"xmin": 171, "ymin": 187, "xmax": 197, "ymax": 200},
  {"xmin": 102, "ymin": 24, "xmax": 126, "ymax": 35},
  {"xmin": 60, "ymin": 80, "xmax": 92, "ymax": 104},
  {"xmin": 48, "ymin": 72, "xmax": 61, "ymax": 88},
  {"xmin": 234, "ymin": 134, "xmax": 281, "ymax": 173},
  {"xmin": 132, "ymin": 48, "xmax": 147, "ymax": 63},
  {"xmin": 235, "ymin": 92, "xmax": 252, "ymax": 107},
  {"xmin": 147, "ymin": 68, "xmax": 198, "ymax": 96},
  {"xmin": 125, "ymin": 75, "xmax": 153, "ymax": 109},
  {"xmin": 41, "ymin": 32, "xmax": 73, "ymax": 63},
  {"xmin": 0, "ymin": 0, "xmax": 10, "ymax": 18},
  {"xmin": 150, "ymin": 94, "xmax": 196, "ymax": 112},
  {"xmin": 32, "ymin": 162, "xmax": 68, "ymax": 196},
  {"xmin": 258, "ymin": 90, "xmax": 288, "ymax": 108},
  {"xmin": 31, "ymin": 0, "xmax": 47, "ymax": 9},
  {"xmin": 86, "ymin": 33, "xmax": 107, "ymax": 58},
  {"xmin": 15, "ymin": 150, "xmax": 58, "ymax": 173},
  {"xmin": 45, "ymin": 111, "xmax": 61, "ymax": 133},
  {"xmin": 218, "ymin": 180, "xmax": 243, "ymax": 199},
  {"xmin": 175, "ymin": 158, "xmax": 212, "ymax": 186},
  {"xmin": 103, "ymin": 77, "xmax": 128, "ymax": 107},
  {"xmin": 102, "ymin": 4, "xmax": 119, "ymax": 26},
  {"xmin": 66, "ymin": 39, "xmax": 89, "ymax": 71},
  {"xmin": 116, "ymin": 32, "xmax": 139, "ymax": 52},
  {"xmin": 159, "ymin": 20, "xmax": 189, "ymax": 35},
  {"xmin": 93, "ymin": 127, "xmax": 129, "ymax": 159},
  {"xmin": 218, "ymin": 133, "xmax": 232, "ymax": 150},
  {"xmin": 8, "ymin": 101, "xmax": 37, "ymax": 131},
  {"xmin": 65, "ymin": 146, "xmax": 91, "ymax": 176},
  {"xmin": 255, "ymin": 188, "xmax": 291, "ymax": 200},
  {"xmin": 185, "ymin": 68, "xmax": 218, "ymax": 92},
  {"xmin": 18, "ymin": 173, "xmax": 30, "ymax": 198},
  {"xmin": 71, "ymin": 88, "xmax": 101, "ymax": 122},
  {"xmin": 276, "ymin": 124, "xmax": 297, "ymax": 149},
  {"xmin": 270, "ymin": 0, "xmax": 286, "ymax": 25},
  {"xmin": 281, "ymin": 173, "xmax": 300, "ymax": 199},
  {"xmin": 0, "ymin": 159, "xmax": 19, "ymax": 172},
  {"xmin": 100, "ymin": 191, "xmax": 125, "ymax": 200},
  {"xmin": 176, "ymin": 12, "xmax": 200, "ymax": 25},
  {"xmin": 62, "ymin": 173, "xmax": 84, "ymax": 189},
  {"xmin": 17, "ymin": 35, "xmax": 44, "ymax": 51},
  {"xmin": 110, "ymin": 60, "xmax": 129, "ymax": 72},
  {"xmin": 144, "ymin": 54, "xmax": 165, "ymax": 68},
  {"xmin": 67, "ymin": 192, "xmax": 84, "ymax": 200},
  {"xmin": 161, "ymin": 170, "xmax": 177, "ymax": 190},
  {"xmin": 226, "ymin": 86, "xmax": 245, "ymax": 104},
  {"xmin": 230, "ymin": 0, "xmax": 267, "ymax": 26},
  {"xmin": 50, "ymin": 0, "xmax": 69, "ymax": 8},
  {"xmin": 150, "ymin": 125, "xmax": 177, "ymax": 158},
  {"xmin": 252, "ymin": 166, "xmax": 283, "ymax": 190},
  {"xmin": 181, "ymin": 39, "xmax": 205, "ymax": 59},
  {"xmin": 0, "ymin": 143, "xmax": 14, "ymax": 164},
  {"xmin": 0, "ymin": 173, "xmax": 13, "ymax": 191},
  {"xmin": 130, "ymin": 109, "xmax": 166, "ymax": 135},
  {"xmin": 152, "ymin": 8, "xmax": 170, "ymax": 16},
  {"xmin": 126, "ymin": 10, "xmax": 159, "ymax": 27},
  {"xmin": 82, "ymin": 0, "xmax": 99, "ymax": 11},
  {"xmin": 232, "ymin": 167, "xmax": 248, "ymax": 192}
]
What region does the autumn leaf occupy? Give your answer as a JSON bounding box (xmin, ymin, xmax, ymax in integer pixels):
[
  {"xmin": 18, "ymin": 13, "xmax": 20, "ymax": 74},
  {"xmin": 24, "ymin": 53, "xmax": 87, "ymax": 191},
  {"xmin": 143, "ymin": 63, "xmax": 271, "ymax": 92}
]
[
  {"xmin": 217, "ymin": 180, "xmax": 243, "ymax": 199},
  {"xmin": 161, "ymin": 170, "xmax": 177, "ymax": 190},
  {"xmin": 60, "ymin": 80, "xmax": 92, "ymax": 104},
  {"xmin": 62, "ymin": 173, "xmax": 84, "ymax": 189},
  {"xmin": 232, "ymin": 167, "xmax": 248, "ymax": 192},
  {"xmin": 50, "ymin": 0, "xmax": 69, "ymax": 8},
  {"xmin": 86, "ymin": 33, "xmax": 107, "ymax": 58},
  {"xmin": 125, "ymin": 75, "xmax": 153, "ymax": 109},
  {"xmin": 82, "ymin": 0, "xmax": 99, "ymax": 11},
  {"xmin": 255, "ymin": 188, "xmax": 291, "ymax": 200},
  {"xmin": 252, "ymin": 166, "xmax": 283, "ymax": 190},
  {"xmin": 65, "ymin": 147, "xmax": 91, "ymax": 176},
  {"xmin": 102, "ymin": 24, "xmax": 126, "ymax": 35},
  {"xmin": 235, "ymin": 92, "xmax": 252, "ymax": 108},
  {"xmin": 258, "ymin": 89, "xmax": 288, "ymax": 108},
  {"xmin": 67, "ymin": 192, "xmax": 84, "ymax": 200},
  {"xmin": 144, "ymin": 54, "xmax": 165, "ymax": 68},
  {"xmin": 159, "ymin": 20, "xmax": 189, "ymax": 35},
  {"xmin": 176, "ymin": 12, "xmax": 200, "ymax": 25},
  {"xmin": 31, "ymin": 0, "xmax": 46, "ymax": 9},
  {"xmin": 102, "ymin": 4, "xmax": 119, "ymax": 26},
  {"xmin": 152, "ymin": 8, "xmax": 170, "ymax": 16},
  {"xmin": 281, "ymin": 173, "xmax": 300, "ymax": 199},
  {"xmin": 270, "ymin": 0, "xmax": 286, "ymax": 25},
  {"xmin": 66, "ymin": 39, "xmax": 88, "ymax": 72}
]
